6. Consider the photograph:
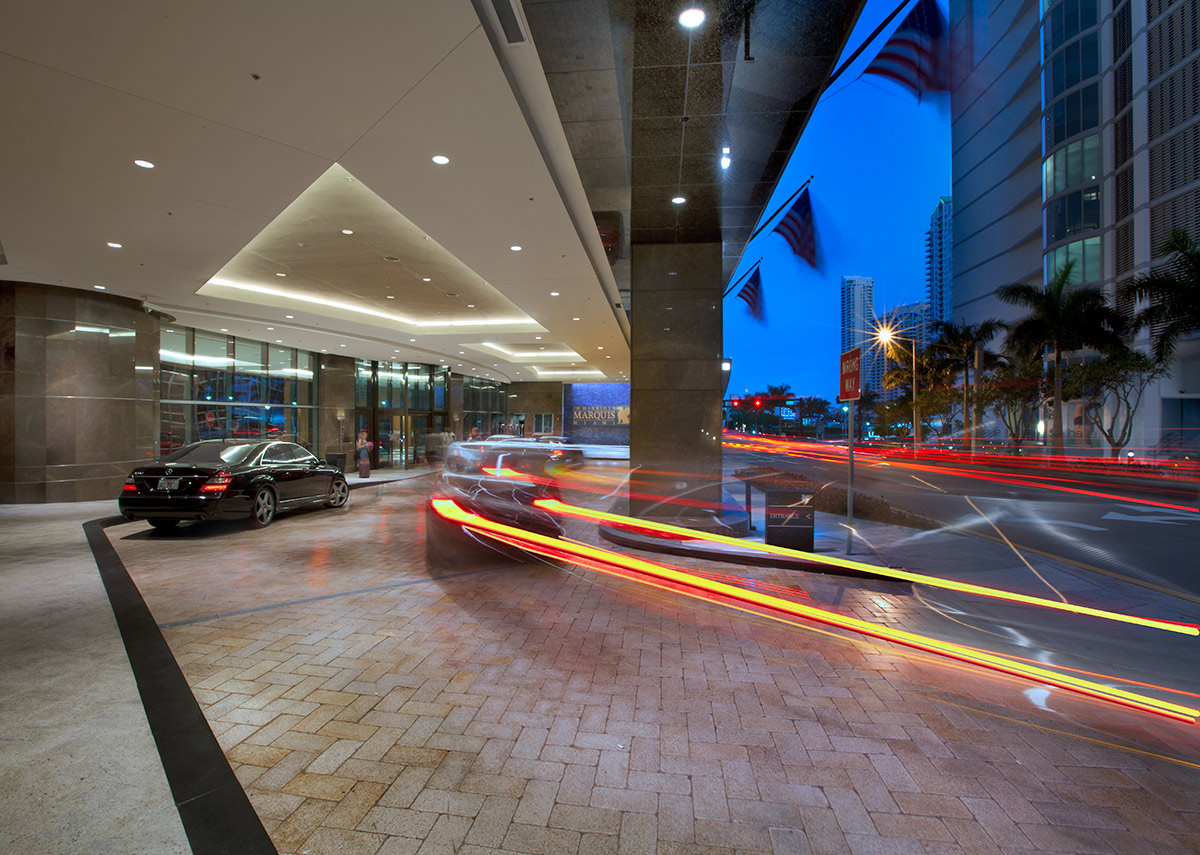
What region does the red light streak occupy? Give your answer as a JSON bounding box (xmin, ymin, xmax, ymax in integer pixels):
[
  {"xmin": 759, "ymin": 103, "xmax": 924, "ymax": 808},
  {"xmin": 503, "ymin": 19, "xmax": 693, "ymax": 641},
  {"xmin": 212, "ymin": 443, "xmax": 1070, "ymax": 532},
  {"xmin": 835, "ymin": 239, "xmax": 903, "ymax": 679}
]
[
  {"xmin": 428, "ymin": 499, "xmax": 1199, "ymax": 723},
  {"xmin": 533, "ymin": 498, "xmax": 1198, "ymax": 637}
]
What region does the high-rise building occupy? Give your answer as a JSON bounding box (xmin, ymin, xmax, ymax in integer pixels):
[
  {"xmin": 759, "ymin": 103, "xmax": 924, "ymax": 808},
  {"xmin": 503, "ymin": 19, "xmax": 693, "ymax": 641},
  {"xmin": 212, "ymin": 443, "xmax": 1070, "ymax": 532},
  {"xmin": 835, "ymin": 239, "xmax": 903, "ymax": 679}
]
[
  {"xmin": 926, "ymin": 197, "xmax": 953, "ymax": 325},
  {"xmin": 949, "ymin": 0, "xmax": 1200, "ymax": 453},
  {"xmin": 840, "ymin": 275, "xmax": 884, "ymax": 394}
]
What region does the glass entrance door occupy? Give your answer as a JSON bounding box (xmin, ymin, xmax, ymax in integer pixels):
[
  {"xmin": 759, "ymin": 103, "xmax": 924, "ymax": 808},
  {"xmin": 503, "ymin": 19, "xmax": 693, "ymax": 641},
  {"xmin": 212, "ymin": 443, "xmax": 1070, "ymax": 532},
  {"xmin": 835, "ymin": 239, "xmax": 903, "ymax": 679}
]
[
  {"xmin": 377, "ymin": 414, "xmax": 403, "ymax": 468},
  {"xmin": 407, "ymin": 414, "xmax": 429, "ymax": 465}
]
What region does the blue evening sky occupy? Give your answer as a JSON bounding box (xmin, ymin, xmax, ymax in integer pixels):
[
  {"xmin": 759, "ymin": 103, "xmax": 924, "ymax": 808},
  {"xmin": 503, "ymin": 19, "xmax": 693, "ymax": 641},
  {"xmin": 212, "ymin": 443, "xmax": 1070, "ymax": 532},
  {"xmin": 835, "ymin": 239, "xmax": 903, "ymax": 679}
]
[{"xmin": 723, "ymin": 0, "xmax": 951, "ymax": 403}]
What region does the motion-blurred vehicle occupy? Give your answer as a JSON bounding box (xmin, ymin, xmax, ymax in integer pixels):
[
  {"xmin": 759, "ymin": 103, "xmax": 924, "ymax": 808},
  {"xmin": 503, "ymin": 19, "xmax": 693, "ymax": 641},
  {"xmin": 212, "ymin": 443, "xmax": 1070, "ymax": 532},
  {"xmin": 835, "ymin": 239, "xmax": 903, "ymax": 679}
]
[
  {"xmin": 119, "ymin": 439, "xmax": 349, "ymax": 530},
  {"xmin": 426, "ymin": 439, "xmax": 565, "ymax": 568}
]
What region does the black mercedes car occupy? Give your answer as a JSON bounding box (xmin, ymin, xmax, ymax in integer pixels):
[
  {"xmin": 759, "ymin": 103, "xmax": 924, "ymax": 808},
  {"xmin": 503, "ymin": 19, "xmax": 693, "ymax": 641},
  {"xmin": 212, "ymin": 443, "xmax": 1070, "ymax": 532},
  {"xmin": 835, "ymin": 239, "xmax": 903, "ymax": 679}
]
[{"xmin": 119, "ymin": 439, "xmax": 349, "ymax": 530}]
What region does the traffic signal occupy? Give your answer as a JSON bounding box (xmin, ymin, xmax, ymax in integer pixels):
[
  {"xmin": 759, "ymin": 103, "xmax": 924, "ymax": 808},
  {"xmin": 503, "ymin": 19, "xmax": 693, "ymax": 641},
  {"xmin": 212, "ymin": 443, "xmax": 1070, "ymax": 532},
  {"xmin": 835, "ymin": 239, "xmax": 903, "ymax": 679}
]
[
  {"xmin": 731, "ymin": 399, "xmax": 740, "ymax": 408},
  {"xmin": 753, "ymin": 398, "xmax": 762, "ymax": 408}
]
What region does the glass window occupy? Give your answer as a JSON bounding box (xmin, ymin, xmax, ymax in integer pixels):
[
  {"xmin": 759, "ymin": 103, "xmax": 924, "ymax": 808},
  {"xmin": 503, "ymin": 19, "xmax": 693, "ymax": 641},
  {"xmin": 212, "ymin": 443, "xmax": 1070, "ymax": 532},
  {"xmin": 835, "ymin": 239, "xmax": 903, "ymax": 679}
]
[
  {"xmin": 193, "ymin": 331, "xmax": 229, "ymax": 403},
  {"xmin": 162, "ymin": 442, "xmax": 257, "ymax": 465},
  {"xmin": 1043, "ymin": 133, "xmax": 1100, "ymax": 199},
  {"xmin": 1045, "ymin": 184, "xmax": 1100, "ymax": 242},
  {"xmin": 433, "ymin": 366, "xmax": 448, "ymax": 410},
  {"xmin": 408, "ymin": 363, "xmax": 431, "ymax": 410},
  {"xmin": 355, "ymin": 359, "xmax": 373, "ymax": 408},
  {"xmin": 1044, "ymin": 84, "xmax": 1099, "ymax": 149},
  {"xmin": 232, "ymin": 339, "xmax": 265, "ymax": 403},
  {"xmin": 1043, "ymin": 0, "xmax": 1097, "ymax": 52},
  {"xmin": 160, "ymin": 328, "xmax": 191, "ymax": 401},
  {"xmin": 378, "ymin": 361, "xmax": 403, "ymax": 408},
  {"xmin": 1045, "ymin": 32, "xmax": 1099, "ymax": 99},
  {"xmin": 1043, "ymin": 235, "xmax": 1102, "ymax": 285}
]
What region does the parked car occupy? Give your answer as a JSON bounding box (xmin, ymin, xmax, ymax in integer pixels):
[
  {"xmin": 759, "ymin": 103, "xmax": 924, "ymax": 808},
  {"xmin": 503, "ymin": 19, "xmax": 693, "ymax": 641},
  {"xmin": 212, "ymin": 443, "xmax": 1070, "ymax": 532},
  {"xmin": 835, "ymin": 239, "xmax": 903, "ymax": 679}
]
[{"xmin": 119, "ymin": 439, "xmax": 349, "ymax": 530}]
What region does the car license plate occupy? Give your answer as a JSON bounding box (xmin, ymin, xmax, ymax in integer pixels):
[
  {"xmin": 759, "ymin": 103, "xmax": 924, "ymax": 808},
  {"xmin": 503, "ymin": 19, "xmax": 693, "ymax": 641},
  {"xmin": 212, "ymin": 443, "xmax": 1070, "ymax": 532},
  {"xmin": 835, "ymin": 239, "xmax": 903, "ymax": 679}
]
[{"xmin": 158, "ymin": 477, "xmax": 182, "ymax": 491}]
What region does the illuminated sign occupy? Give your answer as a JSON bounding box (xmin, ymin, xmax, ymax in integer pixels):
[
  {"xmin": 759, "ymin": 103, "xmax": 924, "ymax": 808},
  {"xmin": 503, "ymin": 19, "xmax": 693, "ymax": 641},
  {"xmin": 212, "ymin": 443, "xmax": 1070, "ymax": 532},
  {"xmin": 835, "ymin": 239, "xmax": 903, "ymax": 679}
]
[{"xmin": 571, "ymin": 405, "xmax": 630, "ymax": 427}]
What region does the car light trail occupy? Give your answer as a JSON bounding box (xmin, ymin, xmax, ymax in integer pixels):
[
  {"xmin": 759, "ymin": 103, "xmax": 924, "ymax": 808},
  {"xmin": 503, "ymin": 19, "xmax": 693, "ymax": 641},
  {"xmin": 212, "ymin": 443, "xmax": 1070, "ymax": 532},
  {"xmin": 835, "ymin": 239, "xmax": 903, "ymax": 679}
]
[
  {"xmin": 532, "ymin": 499, "xmax": 1198, "ymax": 637},
  {"xmin": 429, "ymin": 499, "xmax": 1199, "ymax": 723}
]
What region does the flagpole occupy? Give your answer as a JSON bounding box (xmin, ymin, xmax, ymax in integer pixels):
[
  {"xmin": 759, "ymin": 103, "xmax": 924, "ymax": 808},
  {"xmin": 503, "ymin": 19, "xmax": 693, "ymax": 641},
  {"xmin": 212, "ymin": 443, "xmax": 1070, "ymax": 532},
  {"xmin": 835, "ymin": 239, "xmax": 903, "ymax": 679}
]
[
  {"xmin": 722, "ymin": 259, "xmax": 763, "ymax": 300},
  {"xmin": 744, "ymin": 175, "xmax": 815, "ymax": 247},
  {"xmin": 825, "ymin": 0, "xmax": 914, "ymax": 89}
]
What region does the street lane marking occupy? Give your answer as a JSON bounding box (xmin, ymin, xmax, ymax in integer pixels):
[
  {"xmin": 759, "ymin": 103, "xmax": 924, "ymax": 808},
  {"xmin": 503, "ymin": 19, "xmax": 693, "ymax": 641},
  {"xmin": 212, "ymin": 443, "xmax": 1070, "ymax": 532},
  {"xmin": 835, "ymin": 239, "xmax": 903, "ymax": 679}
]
[
  {"xmin": 964, "ymin": 495, "xmax": 1069, "ymax": 604},
  {"xmin": 912, "ymin": 475, "xmax": 947, "ymax": 492}
]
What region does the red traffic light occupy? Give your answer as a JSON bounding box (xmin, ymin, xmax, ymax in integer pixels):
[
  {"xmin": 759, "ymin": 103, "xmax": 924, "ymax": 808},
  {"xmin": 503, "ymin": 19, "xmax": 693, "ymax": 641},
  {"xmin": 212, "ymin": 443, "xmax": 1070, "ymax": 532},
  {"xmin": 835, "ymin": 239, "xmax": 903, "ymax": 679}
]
[
  {"xmin": 753, "ymin": 398, "xmax": 762, "ymax": 408},
  {"xmin": 731, "ymin": 399, "xmax": 740, "ymax": 407}
]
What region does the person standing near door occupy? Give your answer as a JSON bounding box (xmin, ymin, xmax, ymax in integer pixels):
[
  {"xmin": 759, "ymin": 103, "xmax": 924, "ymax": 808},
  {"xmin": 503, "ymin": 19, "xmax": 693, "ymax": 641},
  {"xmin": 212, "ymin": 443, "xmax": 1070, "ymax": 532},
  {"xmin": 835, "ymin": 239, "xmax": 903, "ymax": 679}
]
[{"xmin": 356, "ymin": 429, "xmax": 373, "ymax": 478}]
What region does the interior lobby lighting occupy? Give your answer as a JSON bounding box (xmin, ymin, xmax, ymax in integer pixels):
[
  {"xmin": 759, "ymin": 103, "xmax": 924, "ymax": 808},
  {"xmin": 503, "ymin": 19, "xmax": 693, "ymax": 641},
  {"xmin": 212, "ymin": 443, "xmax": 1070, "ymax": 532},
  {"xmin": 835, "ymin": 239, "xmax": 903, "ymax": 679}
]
[
  {"xmin": 679, "ymin": 8, "xmax": 705, "ymax": 27},
  {"xmin": 341, "ymin": 229, "xmax": 354, "ymax": 235},
  {"xmin": 671, "ymin": 196, "xmax": 686, "ymax": 204},
  {"xmin": 432, "ymin": 155, "xmax": 450, "ymax": 165},
  {"xmin": 422, "ymin": 277, "xmax": 432, "ymax": 282},
  {"xmin": 203, "ymin": 278, "xmax": 536, "ymax": 330},
  {"xmin": 387, "ymin": 295, "xmax": 395, "ymax": 299},
  {"xmin": 550, "ymin": 291, "xmax": 560, "ymax": 296},
  {"xmin": 219, "ymin": 328, "xmax": 228, "ymax": 332},
  {"xmin": 133, "ymin": 159, "xmax": 155, "ymax": 169},
  {"xmin": 93, "ymin": 285, "xmax": 106, "ymax": 290},
  {"xmin": 276, "ymin": 272, "xmax": 286, "ymax": 277},
  {"xmin": 510, "ymin": 245, "xmax": 522, "ymax": 252},
  {"xmin": 721, "ymin": 146, "xmax": 731, "ymax": 170},
  {"xmin": 285, "ymin": 315, "xmax": 294, "ymax": 319},
  {"xmin": 572, "ymin": 317, "xmax": 580, "ymax": 321},
  {"xmin": 106, "ymin": 242, "xmax": 122, "ymax": 248}
]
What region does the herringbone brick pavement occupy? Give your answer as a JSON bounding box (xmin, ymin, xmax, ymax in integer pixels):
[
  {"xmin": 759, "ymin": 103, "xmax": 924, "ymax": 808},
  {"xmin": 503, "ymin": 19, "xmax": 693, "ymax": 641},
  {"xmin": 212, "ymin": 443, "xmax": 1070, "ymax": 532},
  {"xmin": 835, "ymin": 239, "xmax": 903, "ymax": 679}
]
[{"xmin": 111, "ymin": 480, "xmax": 1200, "ymax": 855}]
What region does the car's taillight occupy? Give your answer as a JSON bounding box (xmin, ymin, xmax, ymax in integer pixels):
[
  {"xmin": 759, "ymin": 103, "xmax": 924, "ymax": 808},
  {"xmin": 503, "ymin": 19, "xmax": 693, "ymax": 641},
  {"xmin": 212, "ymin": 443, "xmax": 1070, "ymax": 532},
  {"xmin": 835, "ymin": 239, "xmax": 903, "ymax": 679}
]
[
  {"xmin": 200, "ymin": 472, "xmax": 233, "ymax": 493},
  {"xmin": 551, "ymin": 449, "xmax": 564, "ymax": 460},
  {"xmin": 122, "ymin": 476, "xmax": 138, "ymax": 492}
]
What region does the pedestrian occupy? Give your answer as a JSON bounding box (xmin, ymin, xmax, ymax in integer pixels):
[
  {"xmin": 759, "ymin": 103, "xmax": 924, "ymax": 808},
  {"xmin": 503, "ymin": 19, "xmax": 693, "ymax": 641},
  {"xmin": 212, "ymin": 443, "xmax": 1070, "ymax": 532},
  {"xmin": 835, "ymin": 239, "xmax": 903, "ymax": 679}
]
[
  {"xmin": 467, "ymin": 426, "xmax": 481, "ymax": 442},
  {"xmin": 355, "ymin": 429, "xmax": 373, "ymax": 478}
]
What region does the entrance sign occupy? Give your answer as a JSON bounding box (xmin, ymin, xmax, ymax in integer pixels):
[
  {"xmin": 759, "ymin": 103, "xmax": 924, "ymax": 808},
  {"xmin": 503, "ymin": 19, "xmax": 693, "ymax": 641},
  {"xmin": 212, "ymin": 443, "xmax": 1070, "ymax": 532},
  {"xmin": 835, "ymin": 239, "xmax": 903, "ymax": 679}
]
[{"xmin": 839, "ymin": 348, "xmax": 862, "ymax": 401}]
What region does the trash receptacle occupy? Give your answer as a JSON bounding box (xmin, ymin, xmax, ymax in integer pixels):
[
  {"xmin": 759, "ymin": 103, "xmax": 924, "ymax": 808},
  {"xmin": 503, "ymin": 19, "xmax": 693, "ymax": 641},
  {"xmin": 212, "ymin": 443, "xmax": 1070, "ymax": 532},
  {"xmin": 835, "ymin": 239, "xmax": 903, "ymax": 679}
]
[
  {"xmin": 325, "ymin": 452, "xmax": 348, "ymax": 473},
  {"xmin": 764, "ymin": 489, "xmax": 815, "ymax": 551}
]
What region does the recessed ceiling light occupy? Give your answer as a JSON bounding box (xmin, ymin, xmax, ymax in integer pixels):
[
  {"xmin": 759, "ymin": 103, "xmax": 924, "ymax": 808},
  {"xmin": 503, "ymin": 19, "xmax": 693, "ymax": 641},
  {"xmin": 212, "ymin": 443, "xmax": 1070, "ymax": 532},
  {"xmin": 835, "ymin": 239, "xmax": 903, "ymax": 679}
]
[
  {"xmin": 572, "ymin": 317, "xmax": 580, "ymax": 321},
  {"xmin": 340, "ymin": 344, "xmax": 347, "ymax": 347},
  {"xmin": 550, "ymin": 291, "xmax": 560, "ymax": 296},
  {"xmin": 467, "ymin": 304, "xmax": 475, "ymax": 308},
  {"xmin": 275, "ymin": 339, "xmax": 282, "ymax": 343},
  {"xmin": 432, "ymin": 155, "xmax": 450, "ymax": 165},
  {"xmin": 679, "ymin": 8, "xmax": 705, "ymax": 27},
  {"xmin": 285, "ymin": 315, "xmax": 294, "ymax": 319},
  {"xmin": 93, "ymin": 285, "xmax": 106, "ymax": 290},
  {"xmin": 341, "ymin": 229, "xmax": 354, "ymax": 235},
  {"xmin": 266, "ymin": 327, "xmax": 274, "ymax": 331},
  {"xmin": 106, "ymin": 242, "xmax": 122, "ymax": 248},
  {"xmin": 510, "ymin": 245, "xmax": 523, "ymax": 252},
  {"xmin": 598, "ymin": 346, "xmax": 604, "ymax": 350},
  {"xmin": 672, "ymin": 196, "xmax": 686, "ymax": 204},
  {"xmin": 535, "ymin": 336, "xmax": 542, "ymax": 340},
  {"xmin": 387, "ymin": 295, "xmax": 395, "ymax": 299},
  {"xmin": 276, "ymin": 272, "xmax": 287, "ymax": 277},
  {"xmin": 410, "ymin": 339, "xmax": 416, "ymax": 342},
  {"xmin": 394, "ymin": 349, "xmax": 400, "ymax": 353},
  {"xmin": 422, "ymin": 277, "xmax": 431, "ymax": 282},
  {"xmin": 220, "ymin": 328, "xmax": 228, "ymax": 332},
  {"xmin": 459, "ymin": 351, "xmax": 465, "ymax": 354},
  {"xmin": 133, "ymin": 159, "xmax": 155, "ymax": 169},
  {"xmin": 606, "ymin": 355, "xmax": 611, "ymax": 358}
]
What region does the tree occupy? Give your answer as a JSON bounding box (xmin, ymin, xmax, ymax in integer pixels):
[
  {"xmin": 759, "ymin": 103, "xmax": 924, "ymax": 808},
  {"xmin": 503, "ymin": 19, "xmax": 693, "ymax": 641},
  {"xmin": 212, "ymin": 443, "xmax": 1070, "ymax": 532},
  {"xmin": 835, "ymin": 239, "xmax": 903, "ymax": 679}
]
[
  {"xmin": 980, "ymin": 351, "xmax": 1045, "ymax": 452},
  {"xmin": 997, "ymin": 261, "xmax": 1127, "ymax": 454},
  {"xmin": 794, "ymin": 396, "xmax": 831, "ymax": 437},
  {"xmin": 765, "ymin": 383, "xmax": 793, "ymax": 432},
  {"xmin": 931, "ymin": 319, "xmax": 1005, "ymax": 452},
  {"xmin": 883, "ymin": 344, "xmax": 959, "ymax": 440},
  {"xmin": 1063, "ymin": 351, "xmax": 1170, "ymax": 457},
  {"xmin": 1122, "ymin": 229, "xmax": 1200, "ymax": 362}
]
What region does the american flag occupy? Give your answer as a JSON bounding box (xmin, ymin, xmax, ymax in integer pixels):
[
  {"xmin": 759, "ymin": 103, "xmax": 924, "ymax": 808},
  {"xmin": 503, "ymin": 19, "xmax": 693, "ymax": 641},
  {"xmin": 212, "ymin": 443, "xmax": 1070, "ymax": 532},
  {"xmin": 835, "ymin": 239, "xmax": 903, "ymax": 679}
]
[
  {"xmin": 737, "ymin": 266, "xmax": 765, "ymax": 322},
  {"xmin": 863, "ymin": 0, "xmax": 950, "ymax": 98},
  {"xmin": 772, "ymin": 187, "xmax": 816, "ymax": 267}
]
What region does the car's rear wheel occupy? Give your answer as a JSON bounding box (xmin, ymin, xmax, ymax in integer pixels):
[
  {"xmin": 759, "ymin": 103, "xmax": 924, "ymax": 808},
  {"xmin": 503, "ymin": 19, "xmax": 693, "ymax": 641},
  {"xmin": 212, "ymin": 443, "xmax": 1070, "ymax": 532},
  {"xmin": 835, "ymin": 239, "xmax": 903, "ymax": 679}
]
[
  {"xmin": 325, "ymin": 477, "xmax": 349, "ymax": 508},
  {"xmin": 148, "ymin": 519, "xmax": 179, "ymax": 531},
  {"xmin": 249, "ymin": 487, "xmax": 277, "ymax": 528}
]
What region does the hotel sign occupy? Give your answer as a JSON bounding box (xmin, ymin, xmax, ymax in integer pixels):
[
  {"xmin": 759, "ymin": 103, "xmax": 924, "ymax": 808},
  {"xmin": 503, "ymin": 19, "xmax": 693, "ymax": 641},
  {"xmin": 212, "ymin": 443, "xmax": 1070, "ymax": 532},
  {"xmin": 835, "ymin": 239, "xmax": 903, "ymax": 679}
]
[
  {"xmin": 839, "ymin": 348, "xmax": 861, "ymax": 401},
  {"xmin": 571, "ymin": 405, "xmax": 631, "ymax": 427}
]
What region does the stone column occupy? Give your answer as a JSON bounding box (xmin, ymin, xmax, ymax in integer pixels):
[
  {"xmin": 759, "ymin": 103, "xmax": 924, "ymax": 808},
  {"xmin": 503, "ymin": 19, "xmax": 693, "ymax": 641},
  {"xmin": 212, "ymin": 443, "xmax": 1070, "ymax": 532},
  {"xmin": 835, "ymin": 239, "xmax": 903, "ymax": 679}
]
[
  {"xmin": 1, "ymin": 281, "xmax": 160, "ymax": 502},
  {"xmin": 629, "ymin": 243, "xmax": 724, "ymax": 525},
  {"xmin": 317, "ymin": 353, "xmax": 356, "ymax": 462}
]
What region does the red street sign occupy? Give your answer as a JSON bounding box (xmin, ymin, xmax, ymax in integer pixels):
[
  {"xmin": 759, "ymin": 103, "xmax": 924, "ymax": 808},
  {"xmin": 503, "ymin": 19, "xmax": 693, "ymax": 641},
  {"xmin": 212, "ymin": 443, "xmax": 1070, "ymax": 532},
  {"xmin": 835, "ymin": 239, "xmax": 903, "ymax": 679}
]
[{"xmin": 839, "ymin": 347, "xmax": 861, "ymax": 401}]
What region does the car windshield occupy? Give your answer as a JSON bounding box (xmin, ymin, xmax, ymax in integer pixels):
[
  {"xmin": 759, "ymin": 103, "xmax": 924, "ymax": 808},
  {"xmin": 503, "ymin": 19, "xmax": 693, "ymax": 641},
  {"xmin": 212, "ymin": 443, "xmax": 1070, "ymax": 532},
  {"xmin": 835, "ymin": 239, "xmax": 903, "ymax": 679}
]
[{"xmin": 160, "ymin": 442, "xmax": 256, "ymax": 465}]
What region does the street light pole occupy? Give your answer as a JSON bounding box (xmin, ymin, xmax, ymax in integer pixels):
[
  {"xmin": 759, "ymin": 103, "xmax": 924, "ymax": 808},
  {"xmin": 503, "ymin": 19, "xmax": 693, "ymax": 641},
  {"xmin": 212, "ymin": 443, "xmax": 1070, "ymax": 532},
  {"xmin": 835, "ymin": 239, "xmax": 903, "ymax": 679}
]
[{"xmin": 911, "ymin": 343, "xmax": 919, "ymax": 453}]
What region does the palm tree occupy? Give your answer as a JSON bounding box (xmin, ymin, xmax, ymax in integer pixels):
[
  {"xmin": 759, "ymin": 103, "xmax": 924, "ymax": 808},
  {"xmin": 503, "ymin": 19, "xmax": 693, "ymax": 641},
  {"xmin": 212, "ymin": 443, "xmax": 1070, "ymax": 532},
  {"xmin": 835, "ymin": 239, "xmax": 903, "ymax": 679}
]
[
  {"xmin": 931, "ymin": 319, "xmax": 1005, "ymax": 452},
  {"xmin": 997, "ymin": 261, "xmax": 1127, "ymax": 454},
  {"xmin": 1122, "ymin": 229, "xmax": 1200, "ymax": 362}
]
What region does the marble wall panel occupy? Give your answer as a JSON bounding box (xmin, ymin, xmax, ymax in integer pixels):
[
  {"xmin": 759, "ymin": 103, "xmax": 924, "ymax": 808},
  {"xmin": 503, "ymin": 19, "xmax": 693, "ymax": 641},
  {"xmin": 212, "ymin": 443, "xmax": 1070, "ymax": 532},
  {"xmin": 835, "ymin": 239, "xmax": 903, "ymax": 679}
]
[
  {"xmin": 317, "ymin": 354, "xmax": 356, "ymax": 459},
  {"xmin": 2, "ymin": 281, "xmax": 160, "ymax": 502}
]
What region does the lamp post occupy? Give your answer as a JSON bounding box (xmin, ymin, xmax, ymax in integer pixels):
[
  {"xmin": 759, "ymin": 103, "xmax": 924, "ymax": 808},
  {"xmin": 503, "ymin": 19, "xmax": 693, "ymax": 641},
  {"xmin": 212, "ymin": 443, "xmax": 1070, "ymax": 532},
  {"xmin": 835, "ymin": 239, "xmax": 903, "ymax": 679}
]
[{"xmin": 878, "ymin": 327, "xmax": 919, "ymax": 452}]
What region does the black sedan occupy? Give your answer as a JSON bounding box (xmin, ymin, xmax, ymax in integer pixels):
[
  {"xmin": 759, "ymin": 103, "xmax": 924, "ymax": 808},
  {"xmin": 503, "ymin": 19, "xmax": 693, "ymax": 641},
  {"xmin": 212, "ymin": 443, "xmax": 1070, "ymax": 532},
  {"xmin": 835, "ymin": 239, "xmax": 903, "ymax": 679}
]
[{"xmin": 119, "ymin": 440, "xmax": 349, "ymax": 530}]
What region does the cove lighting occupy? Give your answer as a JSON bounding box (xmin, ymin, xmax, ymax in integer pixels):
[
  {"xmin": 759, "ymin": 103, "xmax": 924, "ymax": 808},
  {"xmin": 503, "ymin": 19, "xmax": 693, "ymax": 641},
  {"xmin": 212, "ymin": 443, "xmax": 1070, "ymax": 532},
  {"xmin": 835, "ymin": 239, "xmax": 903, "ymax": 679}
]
[
  {"xmin": 133, "ymin": 159, "xmax": 155, "ymax": 169},
  {"xmin": 203, "ymin": 278, "xmax": 535, "ymax": 329},
  {"xmin": 679, "ymin": 8, "xmax": 705, "ymax": 27}
]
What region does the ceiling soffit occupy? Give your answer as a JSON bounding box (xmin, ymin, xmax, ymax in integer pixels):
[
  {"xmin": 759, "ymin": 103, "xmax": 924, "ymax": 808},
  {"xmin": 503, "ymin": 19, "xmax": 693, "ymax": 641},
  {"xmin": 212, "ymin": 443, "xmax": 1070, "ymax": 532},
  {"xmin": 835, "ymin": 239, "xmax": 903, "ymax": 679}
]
[{"xmin": 523, "ymin": 0, "xmax": 866, "ymax": 283}]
